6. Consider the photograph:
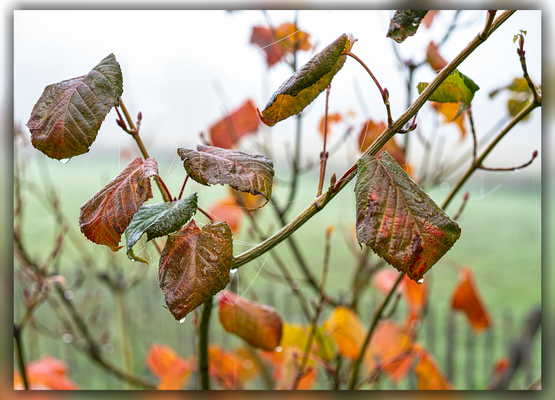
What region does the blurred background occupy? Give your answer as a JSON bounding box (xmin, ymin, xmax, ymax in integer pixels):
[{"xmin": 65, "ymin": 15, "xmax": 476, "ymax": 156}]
[{"xmin": 3, "ymin": 1, "xmax": 552, "ymax": 394}]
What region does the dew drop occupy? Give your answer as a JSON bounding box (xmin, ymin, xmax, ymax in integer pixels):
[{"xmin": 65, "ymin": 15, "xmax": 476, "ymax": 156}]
[
  {"xmin": 275, "ymin": 346, "xmax": 283, "ymax": 353},
  {"xmin": 59, "ymin": 158, "xmax": 71, "ymax": 164},
  {"xmin": 64, "ymin": 290, "xmax": 74, "ymax": 300},
  {"xmin": 230, "ymin": 268, "xmax": 238, "ymax": 274},
  {"xmin": 417, "ymin": 278, "xmax": 424, "ymax": 284},
  {"xmin": 103, "ymin": 343, "xmax": 114, "ymax": 355},
  {"xmin": 62, "ymin": 333, "xmax": 73, "ymax": 343},
  {"xmin": 179, "ymin": 317, "xmax": 186, "ymax": 324}
]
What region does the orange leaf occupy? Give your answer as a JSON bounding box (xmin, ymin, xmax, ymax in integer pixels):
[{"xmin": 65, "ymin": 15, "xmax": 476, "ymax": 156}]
[
  {"xmin": 208, "ymin": 196, "xmax": 243, "ymax": 234},
  {"xmin": 370, "ymin": 320, "xmax": 414, "ymax": 383},
  {"xmin": 14, "ymin": 355, "xmax": 79, "ymax": 390},
  {"xmin": 250, "ymin": 26, "xmax": 285, "ymax": 66},
  {"xmin": 422, "ymin": 10, "xmax": 440, "ymax": 28},
  {"xmin": 145, "ymin": 344, "xmax": 193, "ymax": 390},
  {"xmin": 318, "ymin": 112, "xmax": 342, "ymax": 138},
  {"xmin": 324, "ymin": 306, "xmax": 365, "ymax": 360},
  {"xmin": 275, "ymin": 22, "xmax": 313, "ymax": 54},
  {"xmin": 414, "ymin": 343, "xmax": 454, "ymax": 389},
  {"xmin": 218, "ymin": 290, "xmax": 283, "ymax": 351},
  {"xmin": 451, "ymin": 267, "xmax": 491, "ymax": 332},
  {"xmin": 209, "ymin": 345, "xmax": 256, "ymax": 389},
  {"xmin": 79, "ymin": 156, "xmax": 158, "ymax": 251},
  {"xmin": 274, "ymin": 347, "xmax": 318, "ymax": 390},
  {"xmin": 358, "ymin": 119, "xmax": 412, "ymax": 175},
  {"xmin": 373, "ymin": 269, "xmax": 403, "ymax": 295},
  {"xmin": 209, "ymin": 99, "xmax": 260, "ymax": 149},
  {"xmin": 403, "ymin": 274, "xmax": 427, "ymax": 323},
  {"xmin": 431, "ymin": 102, "xmax": 467, "ymax": 139},
  {"xmin": 426, "ymin": 41, "xmax": 448, "ymax": 72}
]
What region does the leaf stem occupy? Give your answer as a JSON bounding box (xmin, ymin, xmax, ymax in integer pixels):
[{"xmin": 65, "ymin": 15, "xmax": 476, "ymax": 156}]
[
  {"xmin": 317, "ymin": 85, "xmax": 332, "ymax": 197},
  {"xmin": 198, "ymin": 297, "xmax": 213, "ymax": 390},
  {"xmin": 178, "ymin": 175, "xmax": 189, "ymax": 200},
  {"xmin": 232, "ymin": 10, "xmax": 516, "ymax": 270},
  {"xmin": 348, "ymin": 272, "xmax": 404, "ymax": 390}
]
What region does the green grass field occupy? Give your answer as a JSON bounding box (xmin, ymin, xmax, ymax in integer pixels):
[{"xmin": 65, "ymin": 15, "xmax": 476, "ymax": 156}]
[{"xmin": 14, "ymin": 151, "xmax": 541, "ymax": 390}]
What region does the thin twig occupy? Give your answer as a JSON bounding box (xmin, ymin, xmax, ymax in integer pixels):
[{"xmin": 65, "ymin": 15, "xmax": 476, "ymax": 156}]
[
  {"xmin": 452, "ymin": 192, "xmax": 470, "ymax": 221},
  {"xmin": 479, "ymin": 150, "xmax": 538, "ymax": 171},
  {"xmin": 14, "ymin": 324, "xmax": 29, "ymax": 390},
  {"xmin": 317, "ymin": 85, "xmax": 332, "ymax": 197},
  {"xmin": 178, "ymin": 175, "xmax": 189, "ymax": 201}
]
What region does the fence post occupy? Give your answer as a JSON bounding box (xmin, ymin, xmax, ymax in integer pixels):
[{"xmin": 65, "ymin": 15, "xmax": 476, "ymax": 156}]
[{"xmin": 446, "ymin": 311, "xmax": 456, "ymax": 384}]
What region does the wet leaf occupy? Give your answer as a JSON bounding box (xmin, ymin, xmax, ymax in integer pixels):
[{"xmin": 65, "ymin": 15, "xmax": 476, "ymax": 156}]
[
  {"xmin": 426, "ymin": 41, "xmax": 448, "ymax": 72},
  {"xmin": 451, "ymin": 267, "xmax": 491, "ymax": 332},
  {"xmin": 218, "ymin": 290, "xmax": 283, "ymax": 351},
  {"xmin": 178, "ymin": 145, "xmax": 274, "ymax": 209},
  {"xmin": 259, "ymin": 34, "xmax": 356, "ymax": 126},
  {"xmin": 159, "ymin": 219, "xmax": 232, "ymax": 320},
  {"xmin": 125, "ymin": 193, "xmax": 198, "ymax": 254},
  {"xmin": 371, "ymin": 320, "xmax": 414, "ymax": 383},
  {"xmin": 413, "ymin": 343, "xmax": 454, "ymax": 390},
  {"xmin": 387, "ymin": 10, "xmax": 429, "ymax": 43},
  {"xmin": 13, "ymin": 354, "xmax": 79, "ymax": 390},
  {"xmin": 209, "ymin": 99, "xmax": 260, "ymax": 149},
  {"xmin": 79, "ymin": 156, "xmax": 158, "ymax": 251},
  {"xmin": 355, "ymin": 151, "xmax": 461, "ymax": 282},
  {"xmin": 27, "ymin": 54, "xmax": 123, "ymax": 160},
  {"xmin": 145, "ymin": 344, "xmax": 193, "ymax": 390},
  {"xmin": 417, "ymin": 69, "xmax": 480, "ymax": 119}
]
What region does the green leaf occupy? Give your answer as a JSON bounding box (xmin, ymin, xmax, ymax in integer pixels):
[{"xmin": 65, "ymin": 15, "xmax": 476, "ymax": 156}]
[
  {"xmin": 387, "ymin": 10, "xmax": 429, "ymax": 43},
  {"xmin": 178, "ymin": 145, "xmax": 274, "ymax": 209},
  {"xmin": 259, "ymin": 33, "xmax": 356, "ymax": 127},
  {"xmin": 124, "ymin": 193, "xmax": 198, "ymax": 255},
  {"xmin": 417, "ymin": 69, "xmax": 480, "ymax": 119},
  {"xmin": 79, "ymin": 157, "xmax": 158, "ymax": 252},
  {"xmin": 159, "ymin": 220, "xmax": 233, "ymax": 320},
  {"xmin": 27, "ymin": 54, "xmax": 123, "ymax": 160},
  {"xmin": 355, "ymin": 151, "xmax": 461, "ymax": 282}
]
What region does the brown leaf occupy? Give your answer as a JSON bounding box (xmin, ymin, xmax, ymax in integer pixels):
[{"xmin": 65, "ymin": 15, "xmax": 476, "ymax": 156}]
[
  {"xmin": 13, "ymin": 354, "xmax": 79, "ymax": 390},
  {"xmin": 250, "ymin": 26, "xmax": 286, "ymax": 67},
  {"xmin": 318, "ymin": 112, "xmax": 342, "ymax": 138},
  {"xmin": 451, "ymin": 267, "xmax": 491, "ymax": 332},
  {"xmin": 209, "ymin": 99, "xmax": 260, "ymax": 149},
  {"xmin": 159, "ymin": 219, "xmax": 232, "ymax": 320},
  {"xmin": 413, "ymin": 343, "xmax": 454, "ymax": 390},
  {"xmin": 79, "ymin": 156, "xmax": 158, "ymax": 251},
  {"xmin": 145, "ymin": 344, "xmax": 193, "ymax": 390},
  {"xmin": 218, "ymin": 290, "xmax": 283, "ymax": 351},
  {"xmin": 426, "ymin": 41, "xmax": 448, "ymax": 72}
]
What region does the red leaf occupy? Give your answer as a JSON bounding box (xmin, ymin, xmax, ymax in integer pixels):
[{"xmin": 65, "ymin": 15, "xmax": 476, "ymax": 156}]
[
  {"xmin": 159, "ymin": 220, "xmax": 233, "ymax": 320},
  {"xmin": 209, "ymin": 99, "xmax": 260, "ymax": 149},
  {"xmin": 373, "ymin": 269, "xmax": 403, "ymax": 295},
  {"xmin": 218, "ymin": 290, "xmax": 283, "ymax": 351},
  {"xmin": 208, "ymin": 196, "xmax": 243, "ymax": 234},
  {"xmin": 413, "ymin": 343, "xmax": 454, "ymax": 390},
  {"xmin": 422, "ymin": 10, "xmax": 440, "ymax": 29},
  {"xmin": 451, "ymin": 267, "xmax": 491, "ymax": 332},
  {"xmin": 79, "ymin": 156, "xmax": 158, "ymax": 251},
  {"xmin": 426, "ymin": 41, "xmax": 448, "ymax": 72},
  {"xmin": 250, "ymin": 26, "xmax": 286, "ymax": 66},
  {"xmin": 145, "ymin": 344, "xmax": 193, "ymax": 390},
  {"xmin": 14, "ymin": 355, "xmax": 79, "ymax": 390}
]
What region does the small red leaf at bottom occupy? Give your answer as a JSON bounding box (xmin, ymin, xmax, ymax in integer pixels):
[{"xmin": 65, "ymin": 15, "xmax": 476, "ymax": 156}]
[{"xmin": 451, "ymin": 267, "xmax": 491, "ymax": 332}]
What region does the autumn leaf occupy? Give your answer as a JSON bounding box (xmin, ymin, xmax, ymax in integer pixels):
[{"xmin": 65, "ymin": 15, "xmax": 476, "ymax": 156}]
[
  {"xmin": 250, "ymin": 26, "xmax": 286, "ymax": 66},
  {"xmin": 413, "ymin": 343, "xmax": 454, "ymax": 390},
  {"xmin": 370, "ymin": 320, "xmax": 414, "ymax": 383},
  {"xmin": 208, "ymin": 196, "xmax": 243, "ymax": 234},
  {"xmin": 145, "ymin": 344, "xmax": 193, "ymax": 390},
  {"xmin": 418, "ymin": 69, "xmax": 480, "ymax": 119},
  {"xmin": 209, "ymin": 99, "xmax": 260, "ymax": 149},
  {"xmin": 387, "ymin": 10, "xmax": 429, "ymax": 43},
  {"xmin": 178, "ymin": 145, "xmax": 274, "ymax": 208},
  {"xmin": 250, "ymin": 23, "xmax": 313, "ymax": 68},
  {"xmin": 259, "ymin": 34, "xmax": 357, "ymax": 127},
  {"xmin": 451, "ymin": 266, "xmax": 491, "ymax": 332},
  {"xmin": 355, "ymin": 151, "xmax": 461, "ymax": 282},
  {"xmin": 218, "ymin": 290, "xmax": 283, "ymax": 351},
  {"xmin": 159, "ymin": 220, "xmax": 232, "ymax": 320},
  {"xmin": 426, "ymin": 41, "xmax": 448, "ymax": 72},
  {"xmin": 318, "ymin": 112, "xmax": 342, "ymax": 138},
  {"xmin": 324, "ymin": 306, "xmax": 365, "ymax": 360},
  {"xmin": 422, "ymin": 10, "xmax": 440, "ymax": 28},
  {"xmin": 13, "ymin": 354, "xmax": 79, "ymax": 390},
  {"xmin": 431, "ymin": 102, "xmax": 467, "ymax": 139},
  {"xmin": 27, "ymin": 54, "xmax": 123, "ymax": 160},
  {"xmin": 403, "ymin": 274, "xmax": 428, "ymax": 323},
  {"xmin": 79, "ymin": 156, "xmax": 158, "ymax": 251},
  {"xmin": 373, "ymin": 269, "xmax": 404, "ymax": 295},
  {"xmin": 275, "ymin": 22, "xmax": 313, "ymax": 54},
  {"xmin": 208, "ymin": 345, "xmax": 257, "ymax": 389},
  {"xmin": 125, "ymin": 193, "xmax": 198, "ymax": 255},
  {"xmin": 357, "ymin": 119, "xmax": 413, "ymax": 176}
]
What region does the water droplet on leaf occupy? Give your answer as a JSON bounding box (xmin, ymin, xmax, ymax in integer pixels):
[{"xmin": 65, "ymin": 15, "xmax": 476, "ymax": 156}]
[
  {"xmin": 230, "ymin": 268, "xmax": 238, "ymax": 274},
  {"xmin": 62, "ymin": 333, "xmax": 73, "ymax": 343},
  {"xmin": 179, "ymin": 317, "xmax": 186, "ymax": 324},
  {"xmin": 59, "ymin": 158, "xmax": 71, "ymax": 164},
  {"xmin": 417, "ymin": 278, "xmax": 424, "ymax": 284}
]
